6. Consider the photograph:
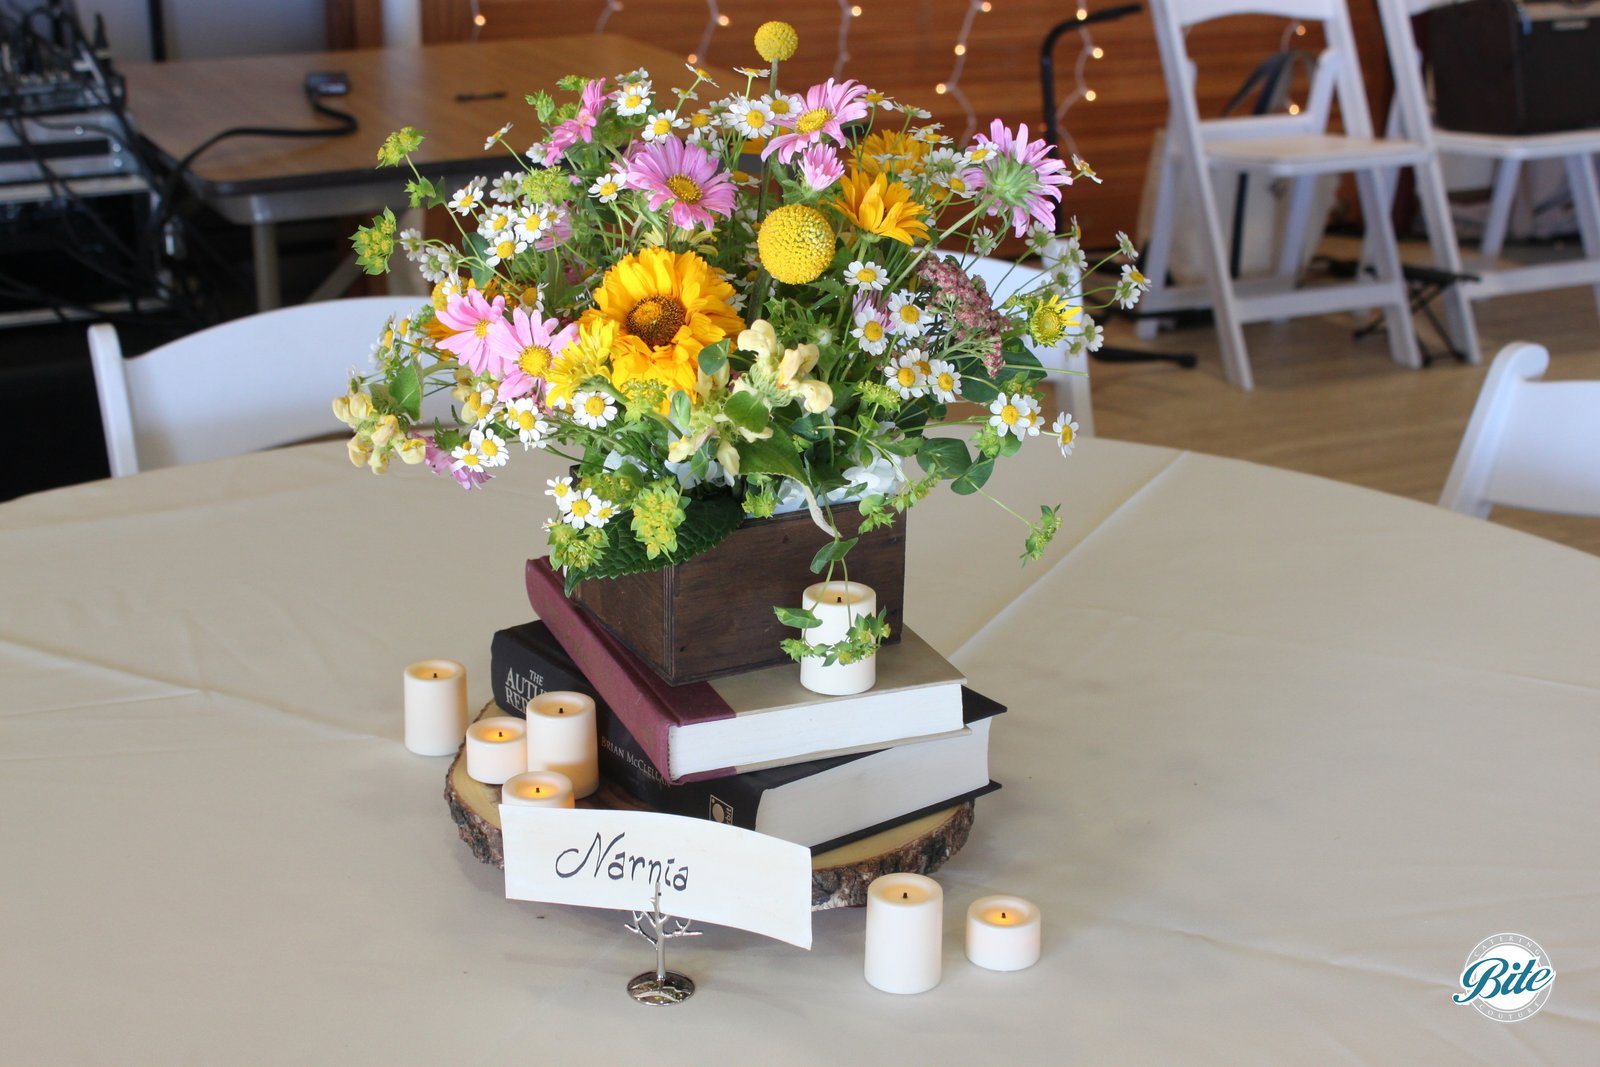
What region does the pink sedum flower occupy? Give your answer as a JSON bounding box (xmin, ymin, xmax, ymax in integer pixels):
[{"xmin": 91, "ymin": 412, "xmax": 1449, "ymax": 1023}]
[
  {"xmin": 436, "ymin": 288, "xmax": 509, "ymax": 375},
  {"xmin": 625, "ymin": 137, "xmax": 736, "ymax": 231},
  {"xmin": 762, "ymin": 79, "xmax": 870, "ymax": 164},
  {"xmin": 796, "ymin": 144, "xmax": 845, "ymax": 191},
  {"xmin": 490, "ymin": 307, "xmax": 579, "ymax": 401}
]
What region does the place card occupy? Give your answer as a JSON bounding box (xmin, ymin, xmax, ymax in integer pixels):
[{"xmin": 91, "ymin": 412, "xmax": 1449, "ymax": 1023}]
[{"xmin": 501, "ymin": 806, "xmax": 812, "ymax": 948}]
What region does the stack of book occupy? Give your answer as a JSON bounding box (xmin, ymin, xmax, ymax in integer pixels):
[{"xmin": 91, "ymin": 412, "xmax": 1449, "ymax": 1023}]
[{"xmin": 494, "ymin": 558, "xmax": 1003, "ymax": 854}]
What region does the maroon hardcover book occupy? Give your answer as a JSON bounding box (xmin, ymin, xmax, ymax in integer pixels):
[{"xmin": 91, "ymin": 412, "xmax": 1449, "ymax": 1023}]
[{"xmin": 525, "ymin": 558, "xmax": 967, "ymax": 784}]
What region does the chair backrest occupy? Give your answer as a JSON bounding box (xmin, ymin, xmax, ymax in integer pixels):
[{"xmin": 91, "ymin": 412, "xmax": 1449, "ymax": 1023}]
[
  {"xmin": 1374, "ymin": 0, "xmax": 1448, "ymax": 147},
  {"xmin": 1149, "ymin": 0, "xmax": 1378, "ymax": 142},
  {"xmin": 1439, "ymin": 342, "xmax": 1600, "ymax": 518},
  {"xmin": 89, "ymin": 295, "xmax": 432, "ymax": 476},
  {"xmin": 958, "ymin": 252, "xmax": 1094, "ymax": 434}
]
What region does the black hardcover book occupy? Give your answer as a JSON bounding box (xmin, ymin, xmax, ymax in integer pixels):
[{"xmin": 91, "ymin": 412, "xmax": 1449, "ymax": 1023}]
[{"xmin": 491, "ymin": 620, "xmax": 1005, "ymax": 851}]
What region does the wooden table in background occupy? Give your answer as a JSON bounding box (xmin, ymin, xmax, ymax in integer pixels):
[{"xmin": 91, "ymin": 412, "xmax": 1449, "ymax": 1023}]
[{"xmin": 120, "ymin": 37, "xmax": 724, "ymax": 309}]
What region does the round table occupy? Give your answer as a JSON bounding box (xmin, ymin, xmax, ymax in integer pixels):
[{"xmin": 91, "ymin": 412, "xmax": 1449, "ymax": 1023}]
[{"xmin": 1, "ymin": 438, "xmax": 1594, "ymax": 1062}]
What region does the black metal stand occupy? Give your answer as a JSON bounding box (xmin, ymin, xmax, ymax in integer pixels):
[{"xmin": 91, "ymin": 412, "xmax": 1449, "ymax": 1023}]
[
  {"xmin": 1040, "ymin": 5, "xmax": 1196, "ymax": 370},
  {"xmin": 1328, "ymin": 257, "xmax": 1480, "ymax": 366}
]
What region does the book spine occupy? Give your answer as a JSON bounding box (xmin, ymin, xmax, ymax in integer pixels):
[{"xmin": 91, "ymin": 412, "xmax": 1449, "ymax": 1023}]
[{"xmin": 524, "ymin": 558, "xmax": 736, "ymax": 783}]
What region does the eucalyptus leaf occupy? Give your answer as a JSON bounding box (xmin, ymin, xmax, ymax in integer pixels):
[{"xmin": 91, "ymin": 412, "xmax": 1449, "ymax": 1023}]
[
  {"xmin": 809, "ymin": 536, "xmax": 858, "ymax": 573},
  {"xmin": 774, "ymin": 606, "xmax": 822, "ymax": 630},
  {"xmin": 390, "ymin": 360, "xmax": 422, "ymax": 421},
  {"xmin": 952, "ymin": 457, "xmax": 995, "ymax": 495},
  {"xmin": 669, "ymin": 389, "xmax": 692, "ymax": 429},
  {"xmin": 697, "ymin": 339, "xmax": 729, "ymax": 377},
  {"xmin": 916, "ymin": 436, "xmax": 971, "ymax": 479},
  {"xmin": 734, "ymin": 433, "xmax": 806, "ymax": 481}
]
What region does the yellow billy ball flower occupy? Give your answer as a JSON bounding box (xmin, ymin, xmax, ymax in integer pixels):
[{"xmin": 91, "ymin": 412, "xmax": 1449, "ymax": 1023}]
[
  {"xmin": 754, "ymin": 21, "xmax": 799, "ymax": 62},
  {"xmin": 758, "ymin": 204, "xmax": 835, "ymax": 285}
]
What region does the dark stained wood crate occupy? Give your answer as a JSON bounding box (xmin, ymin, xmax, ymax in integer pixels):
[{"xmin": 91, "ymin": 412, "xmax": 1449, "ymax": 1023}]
[{"xmin": 569, "ymin": 504, "xmax": 907, "ymax": 685}]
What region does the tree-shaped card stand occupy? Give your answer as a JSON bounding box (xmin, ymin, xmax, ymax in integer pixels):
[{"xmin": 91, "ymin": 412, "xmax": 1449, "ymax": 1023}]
[{"xmin": 624, "ymin": 879, "xmax": 702, "ymax": 1005}]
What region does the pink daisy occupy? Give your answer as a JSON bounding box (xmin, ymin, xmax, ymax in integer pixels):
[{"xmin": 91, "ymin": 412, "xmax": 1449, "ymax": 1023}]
[
  {"xmin": 762, "ymin": 79, "xmax": 870, "ymax": 164},
  {"xmin": 436, "ymin": 288, "xmax": 509, "ymax": 375},
  {"xmin": 796, "ymin": 144, "xmax": 845, "ymax": 191},
  {"xmin": 490, "ymin": 308, "xmax": 579, "ymax": 401},
  {"xmin": 625, "ymin": 137, "xmax": 736, "ymax": 231},
  {"xmin": 969, "ymin": 119, "xmax": 1072, "ymax": 237},
  {"xmin": 539, "ymin": 78, "xmax": 609, "ymax": 165}
]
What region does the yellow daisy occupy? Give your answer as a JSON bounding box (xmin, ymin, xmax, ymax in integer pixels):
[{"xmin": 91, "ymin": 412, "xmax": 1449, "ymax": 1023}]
[
  {"xmin": 856, "ymin": 129, "xmax": 929, "ymax": 178},
  {"xmin": 578, "ymin": 248, "xmax": 744, "ymax": 401},
  {"xmin": 545, "ymin": 317, "xmax": 617, "ymax": 406},
  {"xmin": 828, "ymin": 169, "xmax": 930, "ymax": 245}
]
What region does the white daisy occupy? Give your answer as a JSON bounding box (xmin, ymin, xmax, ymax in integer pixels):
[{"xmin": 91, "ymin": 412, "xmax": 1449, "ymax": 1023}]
[
  {"xmin": 910, "ymin": 124, "xmax": 949, "ymax": 145},
  {"xmin": 845, "ymin": 260, "xmax": 887, "ymax": 291},
  {"xmin": 988, "ymin": 392, "xmax": 1041, "ymax": 438},
  {"xmin": 885, "ymin": 351, "xmax": 928, "ymax": 399},
  {"xmin": 1053, "ymin": 234, "xmax": 1088, "ymax": 273},
  {"xmin": 416, "ymin": 249, "xmax": 454, "ymax": 284},
  {"xmin": 489, "ymin": 171, "xmax": 523, "ymax": 202},
  {"xmin": 851, "ymin": 308, "xmax": 890, "ymax": 355},
  {"xmin": 683, "ymin": 109, "xmax": 720, "ymax": 144},
  {"xmin": 640, "ymin": 111, "xmax": 686, "ymax": 143},
  {"xmin": 515, "ymin": 204, "xmax": 555, "ymax": 242},
  {"xmin": 1050, "ymin": 413, "xmax": 1080, "ymax": 456},
  {"xmin": 476, "ymin": 208, "xmax": 515, "ymax": 240},
  {"xmin": 963, "ymin": 143, "xmax": 998, "ymax": 167},
  {"xmin": 725, "ymin": 98, "xmax": 775, "ymax": 138},
  {"xmin": 763, "ymin": 92, "xmax": 803, "ymax": 123},
  {"xmin": 450, "ymin": 438, "xmax": 485, "ymax": 473},
  {"xmin": 1116, "ymin": 230, "xmax": 1139, "ymax": 260},
  {"xmin": 926, "ymin": 358, "xmax": 961, "ymax": 403},
  {"xmin": 483, "ymin": 234, "xmax": 527, "ymax": 268},
  {"xmin": 570, "ymin": 389, "xmax": 618, "ymax": 429},
  {"xmin": 545, "ymin": 476, "xmax": 576, "ymax": 508},
  {"xmin": 1114, "ymin": 264, "xmax": 1150, "ymax": 309},
  {"xmin": 615, "ymin": 81, "xmax": 652, "ymax": 116},
  {"xmin": 588, "ymin": 173, "xmax": 624, "ymax": 203},
  {"xmin": 885, "ymin": 291, "xmax": 927, "ymax": 337},
  {"xmin": 476, "ymin": 427, "xmax": 509, "ymax": 467},
  {"xmin": 483, "ymin": 122, "xmax": 513, "ymax": 150},
  {"xmin": 1073, "ymin": 154, "xmax": 1103, "ymax": 185},
  {"xmin": 503, "ymin": 399, "xmax": 553, "ymax": 448},
  {"xmin": 447, "ymin": 178, "xmax": 486, "ymax": 216},
  {"xmin": 562, "ymin": 489, "xmax": 614, "ymax": 529}
]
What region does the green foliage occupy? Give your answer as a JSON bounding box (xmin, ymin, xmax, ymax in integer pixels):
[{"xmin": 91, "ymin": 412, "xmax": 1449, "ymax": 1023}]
[
  {"xmin": 526, "ymin": 90, "xmax": 557, "ymax": 124},
  {"xmin": 779, "ymin": 609, "xmax": 892, "ymax": 666},
  {"xmin": 390, "ymin": 360, "xmax": 422, "ymax": 420},
  {"xmin": 566, "ymin": 495, "xmax": 743, "ymax": 585},
  {"xmin": 773, "ymin": 606, "xmax": 821, "ymax": 630},
  {"xmin": 722, "ymin": 391, "xmax": 770, "ymax": 436},
  {"xmin": 916, "ymin": 436, "xmax": 971, "ymax": 480},
  {"xmin": 808, "ymin": 536, "xmax": 858, "ymax": 574},
  {"xmin": 376, "ymin": 126, "xmax": 424, "ymax": 167},
  {"xmin": 351, "ymin": 208, "xmax": 396, "ymax": 276}
]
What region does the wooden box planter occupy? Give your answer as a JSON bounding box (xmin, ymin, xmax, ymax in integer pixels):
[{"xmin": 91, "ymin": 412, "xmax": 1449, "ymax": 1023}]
[{"xmin": 568, "ymin": 504, "xmax": 906, "ymax": 685}]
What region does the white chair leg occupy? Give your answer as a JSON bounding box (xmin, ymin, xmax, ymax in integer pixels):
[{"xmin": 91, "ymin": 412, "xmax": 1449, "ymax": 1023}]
[
  {"xmin": 1563, "ymin": 151, "xmax": 1600, "ymax": 322},
  {"xmin": 1353, "ymin": 168, "xmax": 1422, "ymax": 370},
  {"xmin": 1412, "ymin": 156, "xmax": 1482, "ymax": 363},
  {"xmin": 1137, "ymin": 151, "xmax": 1182, "ymax": 341},
  {"xmin": 1275, "ymin": 176, "xmax": 1316, "ymax": 284},
  {"xmin": 1478, "ymin": 157, "xmax": 1521, "ymax": 268}
]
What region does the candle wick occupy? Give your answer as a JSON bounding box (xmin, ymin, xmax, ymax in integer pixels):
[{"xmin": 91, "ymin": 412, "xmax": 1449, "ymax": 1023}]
[
  {"xmin": 1001, "ymin": 912, "xmax": 1007, "ymax": 919},
  {"xmin": 902, "ymin": 892, "xmax": 908, "ymax": 899},
  {"xmin": 430, "ymin": 672, "xmax": 437, "ymax": 678}
]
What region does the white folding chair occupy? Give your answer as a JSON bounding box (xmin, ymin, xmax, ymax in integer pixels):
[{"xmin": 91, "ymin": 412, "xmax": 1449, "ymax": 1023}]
[
  {"xmin": 1378, "ymin": 0, "xmax": 1600, "ymax": 326},
  {"xmin": 1439, "ymin": 342, "xmax": 1600, "ymax": 519},
  {"xmin": 1147, "ymin": 0, "xmax": 1461, "ymax": 389},
  {"xmin": 89, "ymin": 295, "xmax": 433, "ymax": 476},
  {"xmin": 960, "ymin": 252, "xmax": 1094, "ymax": 435}
]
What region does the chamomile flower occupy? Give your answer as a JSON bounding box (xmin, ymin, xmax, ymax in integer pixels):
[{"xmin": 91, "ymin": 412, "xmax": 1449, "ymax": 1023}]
[
  {"xmin": 447, "ymin": 178, "xmax": 486, "ymax": 215},
  {"xmin": 546, "ymin": 476, "xmax": 576, "ymax": 506},
  {"xmin": 763, "ymin": 92, "xmax": 803, "ymax": 123},
  {"xmin": 483, "ymin": 234, "xmax": 528, "ymax": 267},
  {"xmin": 483, "ymin": 122, "xmax": 513, "ymax": 150},
  {"xmin": 615, "ymin": 81, "xmax": 652, "ymax": 116},
  {"xmin": 901, "ymin": 105, "xmax": 933, "ymax": 120},
  {"xmin": 515, "ymin": 203, "xmax": 553, "ymax": 242},
  {"xmin": 1115, "ymin": 264, "xmax": 1150, "ymax": 309},
  {"xmin": 851, "ymin": 305, "xmax": 891, "ymax": 355},
  {"xmin": 988, "ymin": 392, "xmax": 1041, "ymax": 438},
  {"xmin": 885, "ymin": 291, "xmax": 927, "ymax": 337},
  {"xmin": 453, "ymin": 427, "xmax": 507, "ymax": 472},
  {"xmin": 1078, "ymin": 316, "xmax": 1104, "ymax": 353},
  {"xmin": 570, "ymin": 389, "xmax": 618, "ymax": 429},
  {"xmin": 684, "ymin": 109, "xmax": 719, "ymax": 144},
  {"xmin": 726, "ymin": 97, "xmax": 776, "ymax": 138},
  {"xmin": 926, "ymin": 358, "xmax": 962, "ymax": 403},
  {"xmin": 885, "ymin": 350, "xmax": 928, "ymax": 399},
  {"xmin": 640, "ymin": 111, "xmax": 686, "ymax": 142},
  {"xmin": 862, "ymin": 88, "xmax": 896, "ymax": 109},
  {"xmin": 845, "ymin": 260, "xmax": 887, "ymax": 291},
  {"xmin": 911, "ymin": 124, "xmax": 950, "ymax": 145},
  {"xmin": 563, "ymin": 488, "xmax": 614, "ymax": 529},
  {"xmin": 1073, "ymin": 154, "xmax": 1103, "ymax": 184},
  {"xmin": 1053, "ymin": 234, "xmax": 1088, "ymax": 273},
  {"xmin": 1050, "ymin": 413, "xmax": 1080, "ymax": 456},
  {"xmin": 489, "ymin": 171, "xmax": 523, "ymax": 202},
  {"xmin": 963, "ymin": 142, "xmax": 998, "ymax": 167},
  {"xmin": 416, "ymin": 248, "xmax": 455, "ymax": 284},
  {"xmin": 588, "ymin": 172, "xmax": 624, "ymax": 203},
  {"xmin": 1116, "ymin": 230, "xmax": 1139, "ymax": 260},
  {"xmin": 503, "ymin": 399, "xmax": 553, "ymax": 448},
  {"xmin": 734, "ymin": 66, "xmax": 770, "ymax": 78},
  {"xmin": 476, "ymin": 207, "xmax": 516, "ymax": 241}
]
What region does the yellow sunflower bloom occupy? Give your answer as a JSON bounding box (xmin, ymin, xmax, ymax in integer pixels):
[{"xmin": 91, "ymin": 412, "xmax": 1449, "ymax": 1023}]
[
  {"xmin": 828, "ymin": 169, "xmax": 930, "ymax": 245},
  {"xmin": 578, "ymin": 247, "xmax": 744, "ymax": 402}
]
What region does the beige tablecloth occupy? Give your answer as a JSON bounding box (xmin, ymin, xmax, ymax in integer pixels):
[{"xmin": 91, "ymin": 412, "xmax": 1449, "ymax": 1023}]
[{"xmin": 2, "ymin": 439, "xmax": 1596, "ymax": 1063}]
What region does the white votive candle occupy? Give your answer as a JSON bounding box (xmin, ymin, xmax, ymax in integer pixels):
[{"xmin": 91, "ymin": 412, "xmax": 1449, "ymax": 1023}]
[
  {"xmin": 525, "ymin": 690, "xmax": 599, "ymax": 798},
  {"xmin": 965, "ymin": 895, "xmax": 1042, "ymax": 972},
  {"xmin": 864, "ymin": 872, "xmax": 943, "ymax": 994},
  {"xmin": 499, "ymin": 770, "xmax": 575, "ymax": 809},
  {"xmin": 403, "ymin": 659, "xmax": 468, "ymax": 756},
  {"xmin": 464, "ymin": 716, "xmax": 527, "ymax": 785},
  {"xmin": 800, "ymin": 580, "xmax": 877, "ymax": 696}
]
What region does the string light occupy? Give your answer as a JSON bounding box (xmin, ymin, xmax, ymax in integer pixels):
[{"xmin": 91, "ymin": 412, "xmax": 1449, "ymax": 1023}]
[
  {"xmin": 1276, "ymin": 21, "xmax": 1311, "ymax": 118},
  {"xmin": 690, "ymin": 0, "xmax": 723, "ymax": 68},
  {"xmin": 937, "ymin": 0, "xmax": 991, "ymax": 141},
  {"xmin": 1050, "ymin": 11, "xmax": 1108, "ymax": 157},
  {"xmin": 468, "ymin": 0, "xmax": 485, "ymax": 39},
  {"xmin": 594, "ymin": 0, "xmax": 622, "ymax": 35},
  {"xmin": 833, "ymin": 0, "xmax": 859, "ymax": 79}
]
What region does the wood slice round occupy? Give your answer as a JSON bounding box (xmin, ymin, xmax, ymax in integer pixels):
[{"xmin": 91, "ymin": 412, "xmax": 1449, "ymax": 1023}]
[{"xmin": 446, "ymin": 703, "xmax": 973, "ymax": 910}]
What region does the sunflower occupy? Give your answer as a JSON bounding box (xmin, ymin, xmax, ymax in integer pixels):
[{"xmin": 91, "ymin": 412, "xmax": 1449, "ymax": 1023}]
[
  {"xmin": 578, "ymin": 247, "xmax": 744, "ymax": 401},
  {"xmin": 828, "ymin": 169, "xmax": 929, "ymax": 245}
]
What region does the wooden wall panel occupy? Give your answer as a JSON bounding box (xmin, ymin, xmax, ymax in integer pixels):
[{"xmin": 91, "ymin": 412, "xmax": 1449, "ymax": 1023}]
[{"xmin": 394, "ymin": 0, "xmax": 1392, "ymax": 248}]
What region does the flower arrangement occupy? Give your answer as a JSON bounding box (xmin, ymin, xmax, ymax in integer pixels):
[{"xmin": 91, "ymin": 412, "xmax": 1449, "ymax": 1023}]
[{"xmin": 336, "ymin": 22, "xmax": 1143, "ymax": 663}]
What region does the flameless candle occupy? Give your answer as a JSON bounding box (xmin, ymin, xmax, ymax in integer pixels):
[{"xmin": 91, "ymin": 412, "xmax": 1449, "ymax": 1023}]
[
  {"xmin": 464, "ymin": 716, "xmax": 527, "ymax": 785},
  {"xmin": 799, "ymin": 580, "xmax": 877, "ymax": 696},
  {"xmin": 402, "ymin": 659, "xmax": 468, "ymax": 756},
  {"xmin": 863, "ymin": 872, "xmax": 942, "ymax": 994},
  {"xmin": 525, "ymin": 690, "xmax": 599, "ymax": 798},
  {"xmin": 965, "ymin": 895, "xmax": 1042, "ymax": 972},
  {"xmin": 499, "ymin": 770, "xmax": 575, "ymax": 809}
]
